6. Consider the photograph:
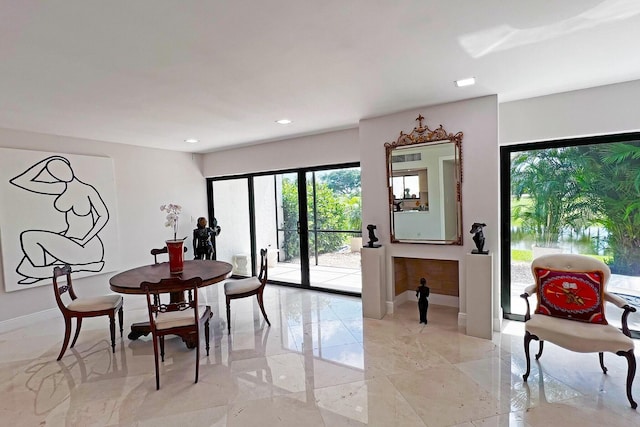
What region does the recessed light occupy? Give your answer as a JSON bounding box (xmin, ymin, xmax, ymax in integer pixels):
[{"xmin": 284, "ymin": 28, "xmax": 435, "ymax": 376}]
[
  {"xmin": 184, "ymin": 138, "xmax": 199, "ymax": 144},
  {"xmin": 454, "ymin": 77, "xmax": 476, "ymax": 87},
  {"xmin": 275, "ymin": 119, "xmax": 292, "ymax": 125}
]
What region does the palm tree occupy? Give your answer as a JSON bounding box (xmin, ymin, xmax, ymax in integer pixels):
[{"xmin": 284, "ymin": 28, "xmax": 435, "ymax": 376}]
[
  {"xmin": 578, "ymin": 142, "xmax": 640, "ymax": 274},
  {"xmin": 510, "ymin": 147, "xmax": 592, "ymax": 248}
]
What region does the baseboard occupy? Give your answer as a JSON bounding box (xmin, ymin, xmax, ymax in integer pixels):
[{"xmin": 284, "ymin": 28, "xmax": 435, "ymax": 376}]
[
  {"xmin": 0, "ymin": 308, "xmax": 58, "ymax": 334},
  {"xmin": 397, "ymin": 290, "xmax": 459, "ymax": 308},
  {"xmin": 386, "ymin": 301, "xmax": 394, "ymax": 314},
  {"xmin": 458, "ymin": 312, "xmax": 467, "ymax": 328}
]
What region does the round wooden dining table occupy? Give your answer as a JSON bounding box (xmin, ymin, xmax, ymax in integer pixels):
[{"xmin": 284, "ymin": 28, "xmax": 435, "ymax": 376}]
[{"xmin": 109, "ymin": 260, "xmax": 232, "ymax": 343}]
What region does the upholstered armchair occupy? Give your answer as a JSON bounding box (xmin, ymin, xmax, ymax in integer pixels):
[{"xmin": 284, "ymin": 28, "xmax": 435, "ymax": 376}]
[{"xmin": 521, "ymin": 253, "xmax": 637, "ymax": 408}]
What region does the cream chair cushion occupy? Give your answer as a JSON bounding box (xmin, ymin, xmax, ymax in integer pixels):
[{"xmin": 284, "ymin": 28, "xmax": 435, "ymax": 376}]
[
  {"xmin": 154, "ymin": 305, "xmax": 208, "ymax": 330},
  {"xmin": 224, "ymin": 277, "xmax": 261, "ymax": 296},
  {"xmin": 67, "ymin": 294, "xmax": 123, "ymax": 312},
  {"xmin": 526, "ymin": 314, "xmax": 634, "ymax": 353}
]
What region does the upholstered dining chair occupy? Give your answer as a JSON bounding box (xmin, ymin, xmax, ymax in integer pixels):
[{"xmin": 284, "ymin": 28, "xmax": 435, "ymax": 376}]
[
  {"xmin": 151, "ymin": 245, "xmax": 187, "ymax": 264},
  {"xmin": 224, "ymin": 248, "xmax": 270, "ymax": 333},
  {"xmin": 521, "ymin": 253, "xmax": 637, "ymax": 408},
  {"xmin": 142, "ymin": 276, "xmax": 211, "ymax": 390},
  {"xmin": 52, "ymin": 264, "xmax": 123, "ymax": 361}
]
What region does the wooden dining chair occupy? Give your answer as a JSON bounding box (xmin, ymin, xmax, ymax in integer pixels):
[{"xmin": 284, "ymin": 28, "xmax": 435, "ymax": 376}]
[
  {"xmin": 224, "ymin": 248, "xmax": 270, "ymax": 333},
  {"xmin": 142, "ymin": 276, "xmax": 211, "ymax": 390},
  {"xmin": 151, "ymin": 246, "xmax": 187, "ymax": 264},
  {"xmin": 52, "ymin": 264, "xmax": 124, "ymax": 361}
]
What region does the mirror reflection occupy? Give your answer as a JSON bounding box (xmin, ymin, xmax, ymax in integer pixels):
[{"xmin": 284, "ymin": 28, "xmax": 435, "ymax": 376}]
[{"xmin": 385, "ymin": 116, "xmax": 463, "ymax": 244}]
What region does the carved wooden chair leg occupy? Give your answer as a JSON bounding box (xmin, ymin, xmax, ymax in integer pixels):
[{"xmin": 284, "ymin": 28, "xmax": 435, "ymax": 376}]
[
  {"xmin": 523, "ymin": 331, "xmax": 533, "ymax": 381},
  {"xmin": 160, "ymin": 336, "xmax": 165, "ymax": 362},
  {"xmin": 152, "ymin": 334, "xmax": 160, "ymax": 390},
  {"xmin": 599, "ymin": 352, "xmax": 608, "ymax": 374},
  {"xmin": 109, "ymin": 314, "xmax": 116, "ymax": 353},
  {"xmin": 226, "ymin": 296, "xmax": 232, "ymax": 334},
  {"xmin": 535, "ymin": 341, "xmax": 544, "ymax": 360},
  {"xmin": 57, "ymin": 317, "xmax": 73, "ymax": 361},
  {"xmin": 195, "ymin": 330, "xmax": 200, "ymax": 384},
  {"xmin": 257, "ymin": 292, "xmax": 270, "ymax": 326},
  {"xmin": 118, "ymin": 306, "xmax": 124, "ymax": 337},
  {"xmin": 617, "ymin": 349, "xmax": 637, "ymax": 409},
  {"xmin": 205, "ymin": 319, "xmax": 210, "ymax": 356},
  {"xmin": 70, "ymin": 318, "xmax": 83, "ymax": 348}
]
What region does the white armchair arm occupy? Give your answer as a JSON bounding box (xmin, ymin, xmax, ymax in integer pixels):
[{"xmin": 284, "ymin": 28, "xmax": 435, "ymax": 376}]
[
  {"xmin": 520, "ymin": 283, "xmax": 538, "ymax": 321},
  {"xmin": 523, "ymin": 284, "xmax": 536, "ymax": 297},
  {"xmin": 605, "ymin": 291, "xmax": 629, "ymax": 309},
  {"xmin": 604, "ymin": 291, "xmax": 637, "ymax": 337}
]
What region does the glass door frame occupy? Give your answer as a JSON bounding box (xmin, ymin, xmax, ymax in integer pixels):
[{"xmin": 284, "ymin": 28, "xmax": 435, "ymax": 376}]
[{"xmin": 207, "ymin": 161, "xmax": 361, "ymax": 296}]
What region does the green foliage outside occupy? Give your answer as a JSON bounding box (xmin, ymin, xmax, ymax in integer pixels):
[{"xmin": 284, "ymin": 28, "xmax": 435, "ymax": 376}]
[
  {"xmin": 280, "ymin": 170, "xmax": 362, "ymax": 261},
  {"xmin": 511, "ymin": 147, "xmax": 594, "ymax": 248},
  {"xmin": 511, "ymin": 141, "xmax": 640, "ymax": 275},
  {"xmin": 511, "ymin": 249, "xmax": 533, "ymax": 262},
  {"xmin": 577, "ymin": 143, "xmax": 640, "ymax": 275}
]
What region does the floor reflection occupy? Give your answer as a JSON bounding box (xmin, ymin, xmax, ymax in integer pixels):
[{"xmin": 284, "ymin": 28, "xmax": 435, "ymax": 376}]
[{"xmin": 0, "ymin": 283, "xmax": 638, "ymax": 426}]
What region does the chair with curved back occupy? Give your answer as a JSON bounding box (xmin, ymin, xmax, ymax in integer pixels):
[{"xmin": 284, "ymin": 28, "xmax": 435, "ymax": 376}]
[
  {"xmin": 142, "ymin": 276, "xmax": 211, "ymax": 390},
  {"xmin": 52, "ymin": 264, "xmax": 123, "ymax": 361},
  {"xmin": 151, "ymin": 245, "xmax": 187, "ymax": 264},
  {"xmin": 224, "ymin": 248, "xmax": 270, "ymax": 333},
  {"xmin": 521, "ymin": 253, "xmax": 637, "ymax": 408}
]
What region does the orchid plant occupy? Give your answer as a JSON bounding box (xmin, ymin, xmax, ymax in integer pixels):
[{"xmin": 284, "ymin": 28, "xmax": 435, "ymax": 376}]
[{"xmin": 160, "ymin": 203, "xmax": 182, "ymax": 240}]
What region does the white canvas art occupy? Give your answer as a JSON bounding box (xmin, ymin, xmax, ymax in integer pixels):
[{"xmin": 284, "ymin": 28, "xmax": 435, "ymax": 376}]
[{"xmin": 0, "ymin": 148, "xmax": 120, "ymax": 292}]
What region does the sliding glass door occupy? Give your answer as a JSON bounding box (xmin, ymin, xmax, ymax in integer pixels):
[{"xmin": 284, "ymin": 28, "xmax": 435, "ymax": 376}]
[
  {"xmin": 210, "ymin": 178, "xmax": 252, "ymax": 277},
  {"xmin": 306, "ymin": 167, "xmax": 362, "ymax": 293},
  {"xmin": 208, "ymin": 163, "xmax": 361, "ymax": 295}
]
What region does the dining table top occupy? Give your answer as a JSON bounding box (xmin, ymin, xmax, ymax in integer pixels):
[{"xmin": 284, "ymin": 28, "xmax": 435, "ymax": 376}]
[{"xmin": 109, "ymin": 259, "xmax": 233, "ymax": 294}]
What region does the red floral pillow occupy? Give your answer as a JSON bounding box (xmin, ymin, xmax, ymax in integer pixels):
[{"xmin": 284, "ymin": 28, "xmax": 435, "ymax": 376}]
[{"xmin": 534, "ymin": 268, "xmax": 607, "ymax": 324}]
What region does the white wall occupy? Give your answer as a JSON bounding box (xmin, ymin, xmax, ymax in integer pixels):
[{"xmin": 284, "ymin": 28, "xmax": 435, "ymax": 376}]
[
  {"xmin": 201, "ymin": 97, "xmax": 499, "ymax": 327},
  {"xmin": 202, "ymin": 128, "xmax": 359, "ymax": 177},
  {"xmin": 360, "ymin": 95, "xmax": 499, "ymax": 325},
  {"xmin": 500, "ymin": 79, "xmax": 640, "ymax": 144},
  {"xmin": 0, "ymin": 128, "xmax": 207, "ymax": 323}
]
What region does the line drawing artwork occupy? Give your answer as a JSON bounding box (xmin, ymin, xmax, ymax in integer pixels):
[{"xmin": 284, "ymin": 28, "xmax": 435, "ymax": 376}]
[{"xmin": 9, "ymin": 155, "xmax": 109, "ymax": 284}]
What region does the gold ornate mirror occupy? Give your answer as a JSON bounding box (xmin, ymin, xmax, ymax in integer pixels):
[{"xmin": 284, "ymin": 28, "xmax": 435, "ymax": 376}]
[{"xmin": 385, "ymin": 115, "xmax": 463, "ymax": 244}]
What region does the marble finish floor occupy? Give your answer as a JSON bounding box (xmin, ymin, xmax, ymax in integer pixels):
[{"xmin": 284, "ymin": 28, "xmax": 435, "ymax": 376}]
[{"xmin": 1, "ymin": 283, "xmax": 639, "ymax": 426}]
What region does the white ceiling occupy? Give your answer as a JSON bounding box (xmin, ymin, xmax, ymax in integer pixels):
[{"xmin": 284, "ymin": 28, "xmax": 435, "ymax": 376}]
[{"xmin": 2, "ymin": 1, "xmax": 640, "ymax": 153}]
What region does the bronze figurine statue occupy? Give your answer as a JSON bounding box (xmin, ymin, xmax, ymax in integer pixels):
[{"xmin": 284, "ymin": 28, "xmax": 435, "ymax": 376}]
[
  {"xmin": 416, "ymin": 278, "xmax": 430, "ymax": 324},
  {"xmin": 193, "ymin": 217, "xmax": 221, "ymax": 260}
]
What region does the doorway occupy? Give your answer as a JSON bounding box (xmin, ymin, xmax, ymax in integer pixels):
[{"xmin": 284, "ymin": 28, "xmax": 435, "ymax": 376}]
[{"xmin": 209, "ymin": 163, "xmax": 362, "ymax": 295}]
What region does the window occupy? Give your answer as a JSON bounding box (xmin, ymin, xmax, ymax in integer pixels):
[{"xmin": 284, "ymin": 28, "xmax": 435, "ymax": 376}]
[
  {"xmin": 500, "ymin": 132, "xmax": 640, "ymax": 336},
  {"xmin": 392, "ymin": 174, "xmax": 420, "ymax": 199}
]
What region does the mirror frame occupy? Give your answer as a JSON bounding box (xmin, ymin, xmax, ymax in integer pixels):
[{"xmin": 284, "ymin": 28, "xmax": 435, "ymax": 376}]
[{"xmin": 384, "ymin": 115, "xmax": 463, "ymax": 245}]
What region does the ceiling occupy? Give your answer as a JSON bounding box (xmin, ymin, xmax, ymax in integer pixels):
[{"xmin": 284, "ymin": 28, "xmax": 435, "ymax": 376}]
[{"xmin": 2, "ymin": 1, "xmax": 640, "ymax": 153}]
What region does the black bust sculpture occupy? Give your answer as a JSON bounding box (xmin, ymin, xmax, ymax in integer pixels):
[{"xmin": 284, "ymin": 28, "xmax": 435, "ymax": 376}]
[
  {"xmin": 366, "ymin": 224, "xmax": 381, "ymax": 248},
  {"xmin": 470, "ymin": 222, "xmax": 488, "ymax": 254}
]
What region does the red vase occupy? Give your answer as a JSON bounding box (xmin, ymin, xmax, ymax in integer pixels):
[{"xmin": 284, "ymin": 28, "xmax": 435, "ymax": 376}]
[{"xmin": 166, "ymin": 239, "xmax": 184, "ymax": 274}]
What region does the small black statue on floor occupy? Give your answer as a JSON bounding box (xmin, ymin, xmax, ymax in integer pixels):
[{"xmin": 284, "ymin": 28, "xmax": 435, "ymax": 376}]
[
  {"xmin": 193, "ymin": 217, "xmax": 221, "ymax": 260},
  {"xmin": 366, "ymin": 224, "xmax": 381, "ymax": 248},
  {"xmin": 416, "ymin": 278, "xmax": 430, "ymax": 324},
  {"xmin": 470, "ymin": 222, "xmax": 488, "ymax": 254}
]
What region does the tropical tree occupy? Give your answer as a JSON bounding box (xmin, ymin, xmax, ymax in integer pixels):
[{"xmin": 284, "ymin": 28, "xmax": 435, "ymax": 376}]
[
  {"xmin": 577, "ymin": 142, "xmax": 640, "ymax": 274},
  {"xmin": 323, "ymin": 169, "xmax": 361, "ymax": 196},
  {"xmin": 280, "ymin": 176, "xmax": 361, "ymax": 260},
  {"xmin": 510, "ymin": 147, "xmax": 593, "ymax": 248}
]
